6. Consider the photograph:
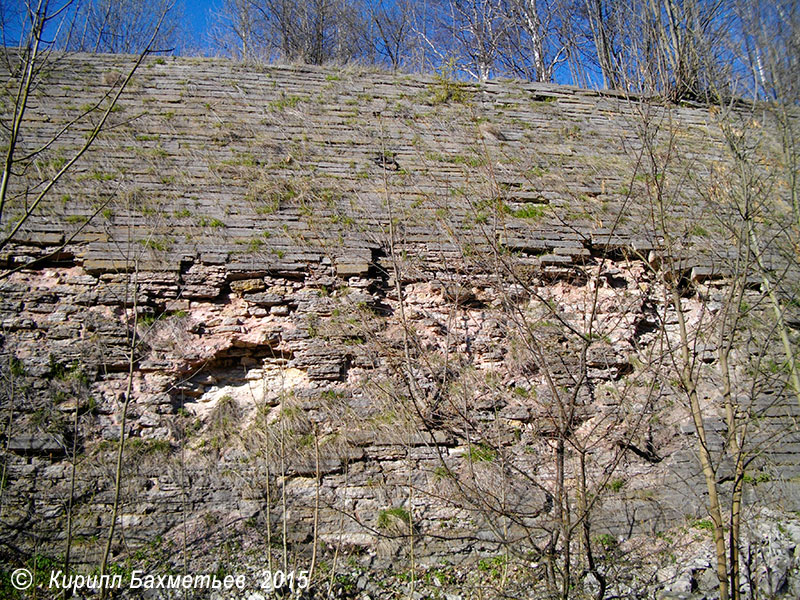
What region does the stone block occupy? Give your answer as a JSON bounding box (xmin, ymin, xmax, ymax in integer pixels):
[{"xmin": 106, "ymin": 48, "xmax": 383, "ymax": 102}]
[
  {"xmin": 230, "ymin": 278, "xmax": 266, "ymax": 294},
  {"xmin": 7, "ymin": 434, "xmax": 66, "ymax": 455},
  {"xmin": 247, "ymin": 293, "xmax": 283, "ymax": 307},
  {"xmin": 336, "ymin": 261, "xmax": 371, "ymax": 277}
]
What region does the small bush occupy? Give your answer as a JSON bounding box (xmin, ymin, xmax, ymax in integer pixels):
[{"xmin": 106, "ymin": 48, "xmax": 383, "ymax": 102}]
[
  {"xmin": 9, "ymin": 357, "xmax": 26, "ymax": 377},
  {"xmin": 138, "ymin": 238, "xmax": 171, "ymax": 251},
  {"xmin": 511, "ymin": 204, "xmax": 546, "ymax": 220},
  {"xmin": 377, "ymin": 507, "xmax": 411, "ymax": 530},
  {"xmin": 128, "ymin": 438, "xmax": 171, "ymax": 455},
  {"xmin": 690, "ymin": 518, "xmax": 714, "ymax": 531},
  {"xmin": 269, "ymin": 95, "xmax": 308, "ymax": 111},
  {"xmin": 429, "ymin": 58, "xmax": 471, "ymax": 105},
  {"xmin": 197, "ymin": 216, "xmax": 226, "ymax": 228},
  {"xmin": 209, "ymin": 395, "xmax": 239, "ymax": 433},
  {"xmin": 607, "ymin": 478, "xmax": 626, "ymax": 492},
  {"xmin": 433, "ymin": 466, "xmax": 454, "ymax": 480},
  {"xmin": 477, "ymin": 555, "xmax": 507, "ymax": 579},
  {"xmin": 593, "ymin": 533, "xmax": 617, "ymax": 550},
  {"xmin": 467, "ymin": 442, "xmax": 496, "ymax": 463}
]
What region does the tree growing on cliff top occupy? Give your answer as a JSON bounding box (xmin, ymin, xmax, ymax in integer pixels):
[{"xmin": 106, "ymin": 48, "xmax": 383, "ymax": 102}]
[
  {"xmin": 68, "ymin": 0, "xmax": 182, "ymax": 54},
  {"xmin": 211, "ymin": 0, "xmax": 372, "ymax": 65},
  {"xmin": 204, "ymin": 0, "xmax": 797, "ymax": 104}
]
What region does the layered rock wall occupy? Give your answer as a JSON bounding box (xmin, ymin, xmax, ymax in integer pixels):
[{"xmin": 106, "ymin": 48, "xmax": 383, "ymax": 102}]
[{"xmin": 1, "ymin": 54, "xmax": 799, "ymax": 598}]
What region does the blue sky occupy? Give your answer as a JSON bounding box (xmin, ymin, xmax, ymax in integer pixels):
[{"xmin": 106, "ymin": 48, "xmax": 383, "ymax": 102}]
[
  {"xmin": 183, "ymin": 0, "xmax": 220, "ymax": 50},
  {"xmin": 1, "ymin": 0, "xmax": 221, "ymax": 52}
]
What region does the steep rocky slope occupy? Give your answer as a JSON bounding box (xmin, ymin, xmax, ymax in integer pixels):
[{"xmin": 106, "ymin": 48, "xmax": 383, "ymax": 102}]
[{"xmin": 1, "ymin": 54, "xmax": 799, "ymax": 599}]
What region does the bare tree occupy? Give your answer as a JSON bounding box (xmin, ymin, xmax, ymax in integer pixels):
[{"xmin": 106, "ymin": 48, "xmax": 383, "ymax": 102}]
[
  {"xmin": 211, "ymin": 0, "xmax": 371, "ymax": 65},
  {"xmin": 621, "ymin": 72, "xmax": 800, "ymax": 596},
  {"xmin": 66, "ymin": 0, "xmax": 181, "ymax": 54},
  {"xmin": 0, "ymin": 1, "xmax": 170, "ymax": 277},
  {"xmin": 582, "ymin": 0, "xmax": 623, "ymax": 89},
  {"xmin": 413, "ymin": 0, "xmax": 577, "ymax": 83},
  {"xmin": 616, "ymin": 0, "xmax": 735, "ymax": 100},
  {"xmin": 502, "ymin": 0, "xmax": 574, "ymax": 82},
  {"xmin": 209, "ymin": 0, "xmax": 266, "ymax": 61},
  {"xmin": 439, "ymin": 0, "xmax": 509, "ymax": 81},
  {"xmin": 367, "ymin": 0, "xmax": 416, "ymax": 70},
  {"xmin": 736, "ymin": 0, "xmax": 800, "ymax": 102}
]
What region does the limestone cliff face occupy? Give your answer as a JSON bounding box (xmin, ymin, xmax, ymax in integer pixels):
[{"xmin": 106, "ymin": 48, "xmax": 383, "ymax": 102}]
[{"xmin": 1, "ymin": 54, "xmax": 799, "ymax": 598}]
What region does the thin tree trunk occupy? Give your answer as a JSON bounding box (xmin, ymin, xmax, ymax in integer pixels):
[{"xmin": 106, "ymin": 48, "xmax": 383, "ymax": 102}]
[
  {"xmin": 0, "ymin": 366, "xmax": 17, "ymax": 517},
  {"xmin": 408, "ymin": 466, "xmax": 415, "ymax": 599},
  {"xmin": 99, "ymin": 267, "xmax": 139, "ymax": 600},
  {"xmin": 747, "ymin": 225, "xmax": 800, "ymax": 409},
  {"xmin": 63, "ymin": 403, "xmax": 79, "ymax": 598},
  {"xmin": 672, "ymin": 285, "xmax": 729, "ymax": 600},
  {"xmin": 266, "ymin": 461, "xmax": 272, "ymax": 573},
  {"xmin": 579, "ymin": 451, "xmax": 606, "ymax": 600},
  {"xmin": 586, "ymin": 0, "xmax": 617, "ymax": 89},
  {"xmin": 309, "ymin": 429, "xmax": 320, "ymax": 583},
  {"xmin": 280, "ymin": 413, "xmax": 288, "ymax": 571}
]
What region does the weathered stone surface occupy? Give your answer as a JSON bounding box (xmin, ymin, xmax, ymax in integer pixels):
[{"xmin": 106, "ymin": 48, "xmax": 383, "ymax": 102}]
[
  {"xmin": 0, "ymin": 53, "xmax": 797, "ymax": 600},
  {"xmin": 246, "ymin": 292, "xmax": 283, "ymax": 307},
  {"xmin": 7, "ymin": 434, "xmax": 66, "ymax": 455},
  {"xmin": 336, "ymin": 261, "xmax": 371, "ymax": 277},
  {"xmin": 230, "ymin": 278, "xmax": 266, "ymax": 294}
]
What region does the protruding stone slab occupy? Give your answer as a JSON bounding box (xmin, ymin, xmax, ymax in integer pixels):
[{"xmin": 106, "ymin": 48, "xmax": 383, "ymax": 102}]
[
  {"xmin": 335, "ymin": 261, "xmax": 370, "ymax": 277},
  {"xmin": 7, "ymin": 434, "xmax": 66, "ymax": 455},
  {"xmin": 246, "ymin": 292, "xmax": 283, "ymax": 307},
  {"xmin": 230, "ymin": 278, "xmax": 266, "ymax": 294}
]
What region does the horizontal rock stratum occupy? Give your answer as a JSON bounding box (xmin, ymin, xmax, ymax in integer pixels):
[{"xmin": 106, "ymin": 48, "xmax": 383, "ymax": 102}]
[{"xmin": 1, "ymin": 53, "xmax": 799, "ymax": 599}]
